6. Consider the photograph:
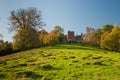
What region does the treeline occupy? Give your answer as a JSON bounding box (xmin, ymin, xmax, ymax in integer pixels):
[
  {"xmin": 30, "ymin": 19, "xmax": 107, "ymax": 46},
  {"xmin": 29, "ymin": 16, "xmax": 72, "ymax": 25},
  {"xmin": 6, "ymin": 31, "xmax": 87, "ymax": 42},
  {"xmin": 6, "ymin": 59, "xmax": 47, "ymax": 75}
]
[
  {"xmin": 0, "ymin": 26, "xmax": 64, "ymax": 56},
  {"xmin": 0, "ymin": 8, "xmax": 64, "ymax": 56},
  {"xmin": 0, "ymin": 41, "xmax": 13, "ymax": 56},
  {"xmin": 12, "ymin": 26, "xmax": 64, "ymax": 51},
  {"xmin": 85, "ymin": 24, "xmax": 120, "ymax": 52},
  {"xmin": 0, "ymin": 7, "xmax": 120, "ymax": 56}
]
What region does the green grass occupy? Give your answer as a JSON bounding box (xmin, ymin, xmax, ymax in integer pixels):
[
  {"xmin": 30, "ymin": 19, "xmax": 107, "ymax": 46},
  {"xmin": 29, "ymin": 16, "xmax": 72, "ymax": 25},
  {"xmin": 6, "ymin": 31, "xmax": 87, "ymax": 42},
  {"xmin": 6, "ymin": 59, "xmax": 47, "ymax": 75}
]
[{"xmin": 0, "ymin": 43, "xmax": 120, "ymax": 80}]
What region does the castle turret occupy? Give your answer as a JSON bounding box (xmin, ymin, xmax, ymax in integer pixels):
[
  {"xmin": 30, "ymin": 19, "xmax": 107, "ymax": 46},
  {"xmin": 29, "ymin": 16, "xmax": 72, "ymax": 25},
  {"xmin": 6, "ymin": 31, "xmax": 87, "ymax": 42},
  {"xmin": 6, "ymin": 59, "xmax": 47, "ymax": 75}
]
[{"xmin": 67, "ymin": 31, "xmax": 75, "ymax": 42}]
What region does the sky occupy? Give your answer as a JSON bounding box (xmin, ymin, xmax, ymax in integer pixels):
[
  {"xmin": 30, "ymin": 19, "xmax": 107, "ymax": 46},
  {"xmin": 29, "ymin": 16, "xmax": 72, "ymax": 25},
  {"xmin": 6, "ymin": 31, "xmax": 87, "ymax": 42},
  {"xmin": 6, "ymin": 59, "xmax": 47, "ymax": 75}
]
[{"xmin": 0, "ymin": 0, "xmax": 120, "ymax": 42}]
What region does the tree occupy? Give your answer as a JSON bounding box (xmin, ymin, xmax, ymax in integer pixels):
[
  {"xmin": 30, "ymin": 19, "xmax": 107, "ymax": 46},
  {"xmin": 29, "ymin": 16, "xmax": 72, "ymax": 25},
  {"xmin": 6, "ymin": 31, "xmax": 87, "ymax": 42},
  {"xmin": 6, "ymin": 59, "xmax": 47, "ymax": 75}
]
[
  {"xmin": 100, "ymin": 31, "xmax": 110, "ymax": 50},
  {"xmin": 9, "ymin": 8, "xmax": 43, "ymax": 50},
  {"xmin": 38, "ymin": 29, "xmax": 48, "ymax": 46},
  {"xmin": 0, "ymin": 41, "xmax": 13, "ymax": 56},
  {"xmin": 53, "ymin": 25, "xmax": 64, "ymax": 33},
  {"xmin": 13, "ymin": 28, "xmax": 40, "ymax": 50},
  {"xmin": 0, "ymin": 33, "xmax": 3, "ymax": 40},
  {"xmin": 100, "ymin": 25, "xmax": 120, "ymax": 51},
  {"xmin": 0, "ymin": 40, "xmax": 4, "ymax": 50},
  {"xmin": 92, "ymin": 28, "xmax": 103, "ymax": 46},
  {"xmin": 0, "ymin": 34, "xmax": 3, "ymax": 52},
  {"xmin": 52, "ymin": 26, "xmax": 64, "ymax": 42},
  {"xmin": 40, "ymin": 26, "xmax": 64, "ymax": 46},
  {"xmin": 102, "ymin": 24, "xmax": 113, "ymax": 33},
  {"xmin": 85, "ymin": 27, "xmax": 95, "ymax": 45},
  {"xmin": 46, "ymin": 32, "xmax": 57, "ymax": 45},
  {"xmin": 2, "ymin": 41, "xmax": 12, "ymax": 54},
  {"xmin": 9, "ymin": 7, "xmax": 44, "ymax": 31}
]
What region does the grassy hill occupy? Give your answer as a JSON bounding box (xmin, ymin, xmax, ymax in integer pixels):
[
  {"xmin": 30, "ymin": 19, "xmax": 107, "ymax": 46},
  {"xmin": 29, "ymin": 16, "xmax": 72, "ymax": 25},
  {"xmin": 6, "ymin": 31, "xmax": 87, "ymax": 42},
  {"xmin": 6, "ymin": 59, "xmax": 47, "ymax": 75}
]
[{"xmin": 0, "ymin": 43, "xmax": 120, "ymax": 80}]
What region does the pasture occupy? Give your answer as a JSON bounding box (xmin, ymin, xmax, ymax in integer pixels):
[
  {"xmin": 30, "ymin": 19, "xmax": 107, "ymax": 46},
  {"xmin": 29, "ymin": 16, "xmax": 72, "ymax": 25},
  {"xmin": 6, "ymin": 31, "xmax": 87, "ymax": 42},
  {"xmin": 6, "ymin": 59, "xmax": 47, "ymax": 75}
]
[{"xmin": 0, "ymin": 44, "xmax": 120, "ymax": 80}]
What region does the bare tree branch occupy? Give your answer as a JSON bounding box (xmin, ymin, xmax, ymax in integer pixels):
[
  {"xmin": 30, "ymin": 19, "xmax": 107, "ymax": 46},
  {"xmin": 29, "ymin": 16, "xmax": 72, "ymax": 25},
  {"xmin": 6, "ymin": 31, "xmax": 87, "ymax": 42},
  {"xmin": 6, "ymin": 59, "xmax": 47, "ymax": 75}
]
[{"xmin": 9, "ymin": 7, "xmax": 44, "ymax": 32}]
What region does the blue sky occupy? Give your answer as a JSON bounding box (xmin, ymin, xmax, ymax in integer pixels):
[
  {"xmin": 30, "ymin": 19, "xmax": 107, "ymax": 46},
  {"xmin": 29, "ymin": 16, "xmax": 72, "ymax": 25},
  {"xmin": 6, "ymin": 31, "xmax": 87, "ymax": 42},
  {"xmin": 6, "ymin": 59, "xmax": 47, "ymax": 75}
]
[{"xmin": 0, "ymin": 0, "xmax": 120, "ymax": 42}]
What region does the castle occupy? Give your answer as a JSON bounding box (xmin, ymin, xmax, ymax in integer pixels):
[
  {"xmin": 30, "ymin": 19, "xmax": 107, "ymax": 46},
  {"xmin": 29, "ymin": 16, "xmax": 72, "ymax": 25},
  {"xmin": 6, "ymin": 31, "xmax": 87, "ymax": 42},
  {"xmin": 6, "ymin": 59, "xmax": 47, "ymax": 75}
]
[{"xmin": 63, "ymin": 31, "xmax": 83, "ymax": 42}]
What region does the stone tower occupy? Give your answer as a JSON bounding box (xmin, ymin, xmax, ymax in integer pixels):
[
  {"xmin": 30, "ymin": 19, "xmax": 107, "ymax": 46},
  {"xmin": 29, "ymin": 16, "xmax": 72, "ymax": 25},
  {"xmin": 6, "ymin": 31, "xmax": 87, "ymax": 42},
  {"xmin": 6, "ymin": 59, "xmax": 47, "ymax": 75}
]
[{"xmin": 67, "ymin": 31, "xmax": 75, "ymax": 42}]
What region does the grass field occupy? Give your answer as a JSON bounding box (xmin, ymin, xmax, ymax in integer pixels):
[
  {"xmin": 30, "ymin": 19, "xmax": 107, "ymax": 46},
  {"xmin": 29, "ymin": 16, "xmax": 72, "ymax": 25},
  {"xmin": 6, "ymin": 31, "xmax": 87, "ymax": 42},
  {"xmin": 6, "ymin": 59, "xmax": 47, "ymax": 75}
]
[{"xmin": 0, "ymin": 43, "xmax": 120, "ymax": 80}]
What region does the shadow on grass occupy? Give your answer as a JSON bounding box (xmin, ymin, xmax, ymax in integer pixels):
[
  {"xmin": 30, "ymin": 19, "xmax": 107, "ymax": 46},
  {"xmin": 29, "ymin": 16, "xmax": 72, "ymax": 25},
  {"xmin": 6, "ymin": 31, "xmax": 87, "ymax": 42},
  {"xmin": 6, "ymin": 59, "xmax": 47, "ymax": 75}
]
[
  {"xmin": 10, "ymin": 71, "xmax": 43, "ymax": 80},
  {"xmin": 0, "ymin": 74, "xmax": 6, "ymax": 79}
]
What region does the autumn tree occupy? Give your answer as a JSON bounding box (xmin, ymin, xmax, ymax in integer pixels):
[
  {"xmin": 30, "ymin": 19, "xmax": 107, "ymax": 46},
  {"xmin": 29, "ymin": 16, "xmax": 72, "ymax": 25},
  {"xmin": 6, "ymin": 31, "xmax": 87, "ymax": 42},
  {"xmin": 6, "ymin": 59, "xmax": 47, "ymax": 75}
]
[
  {"xmin": 9, "ymin": 8, "xmax": 43, "ymax": 50},
  {"xmin": 0, "ymin": 34, "xmax": 13, "ymax": 55},
  {"xmin": 38, "ymin": 29, "xmax": 48, "ymax": 46},
  {"xmin": 9, "ymin": 8, "xmax": 43, "ymax": 31},
  {"xmin": 53, "ymin": 25, "xmax": 64, "ymax": 33},
  {"xmin": 52, "ymin": 25, "xmax": 64, "ymax": 42},
  {"xmin": 100, "ymin": 31, "xmax": 110, "ymax": 50},
  {"xmin": 2, "ymin": 41, "xmax": 12, "ymax": 54},
  {"xmin": 100, "ymin": 25, "xmax": 120, "ymax": 51},
  {"xmin": 85, "ymin": 27, "xmax": 95, "ymax": 45},
  {"xmin": 0, "ymin": 33, "xmax": 3, "ymax": 51},
  {"xmin": 13, "ymin": 28, "xmax": 40, "ymax": 50},
  {"xmin": 40, "ymin": 26, "xmax": 64, "ymax": 46},
  {"xmin": 0, "ymin": 40, "xmax": 4, "ymax": 51},
  {"xmin": 102, "ymin": 24, "xmax": 113, "ymax": 33},
  {"xmin": 92, "ymin": 28, "xmax": 103, "ymax": 46},
  {"xmin": 46, "ymin": 31, "xmax": 60, "ymax": 45},
  {"xmin": 91, "ymin": 24, "xmax": 113, "ymax": 46},
  {"xmin": 0, "ymin": 33, "xmax": 3, "ymax": 40}
]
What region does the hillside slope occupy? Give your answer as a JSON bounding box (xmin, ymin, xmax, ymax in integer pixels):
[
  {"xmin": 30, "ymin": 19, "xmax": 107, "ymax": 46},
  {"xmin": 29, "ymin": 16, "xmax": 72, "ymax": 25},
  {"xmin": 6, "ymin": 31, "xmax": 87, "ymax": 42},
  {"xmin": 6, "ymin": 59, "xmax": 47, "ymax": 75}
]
[{"xmin": 0, "ymin": 44, "xmax": 120, "ymax": 80}]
